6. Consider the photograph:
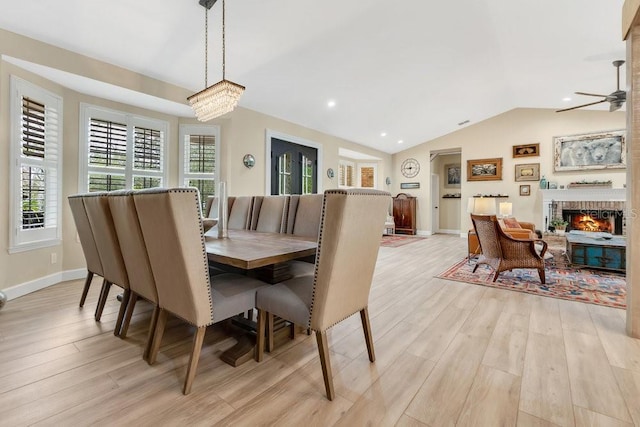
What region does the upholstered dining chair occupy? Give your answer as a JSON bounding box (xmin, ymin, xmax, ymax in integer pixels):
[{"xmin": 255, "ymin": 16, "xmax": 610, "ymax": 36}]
[
  {"xmin": 107, "ymin": 190, "xmax": 159, "ymax": 358},
  {"xmin": 82, "ymin": 192, "xmax": 131, "ymax": 333},
  {"xmin": 285, "ymin": 193, "xmax": 323, "ymax": 279},
  {"xmin": 227, "ymin": 196, "xmax": 254, "ymax": 230},
  {"xmin": 471, "ymin": 214, "xmax": 547, "ymax": 284},
  {"xmin": 250, "ymin": 195, "xmax": 289, "ymax": 233},
  {"xmin": 133, "ymin": 188, "xmax": 269, "ymax": 395},
  {"xmin": 254, "ymin": 188, "xmax": 391, "ymax": 400},
  {"xmin": 68, "ymin": 194, "xmax": 104, "ymax": 310}
]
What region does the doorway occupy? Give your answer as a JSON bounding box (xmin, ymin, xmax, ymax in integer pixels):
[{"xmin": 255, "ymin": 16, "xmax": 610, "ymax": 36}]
[{"xmin": 265, "ymin": 130, "xmax": 323, "ymax": 195}]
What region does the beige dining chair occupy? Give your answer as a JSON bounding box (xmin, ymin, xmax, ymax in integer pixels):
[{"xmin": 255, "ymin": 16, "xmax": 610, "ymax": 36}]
[
  {"xmin": 285, "ymin": 193, "xmax": 323, "ymax": 278},
  {"xmin": 254, "ymin": 188, "xmax": 391, "ymax": 400},
  {"xmin": 133, "ymin": 188, "xmax": 269, "ymax": 395},
  {"xmin": 83, "ymin": 192, "xmax": 131, "ymax": 333},
  {"xmin": 250, "ymin": 195, "xmax": 290, "ymax": 233},
  {"xmin": 227, "ymin": 196, "xmax": 254, "ymax": 230},
  {"xmin": 68, "ymin": 194, "xmax": 104, "ymax": 310},
  {"xmin": 108, "ymin": 190, "xmax": 159, "ymax": 358}
]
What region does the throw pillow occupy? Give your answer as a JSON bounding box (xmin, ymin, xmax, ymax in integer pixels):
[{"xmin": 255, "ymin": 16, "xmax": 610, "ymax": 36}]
[{"xmin": 503, "ymin": 217, "xmax": 522, "ymax": 229}]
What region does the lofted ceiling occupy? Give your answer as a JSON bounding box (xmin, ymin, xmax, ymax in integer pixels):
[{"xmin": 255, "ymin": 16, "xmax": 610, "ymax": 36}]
[{"xmin": 0, "ymin": 0, "xmax": 626, "ymax": 154}]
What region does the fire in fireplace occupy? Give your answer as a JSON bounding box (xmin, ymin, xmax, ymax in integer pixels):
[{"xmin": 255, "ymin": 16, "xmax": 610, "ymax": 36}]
[{"xmin": 562, "ymin": 209, "xmax": 623, "ymax": 234}]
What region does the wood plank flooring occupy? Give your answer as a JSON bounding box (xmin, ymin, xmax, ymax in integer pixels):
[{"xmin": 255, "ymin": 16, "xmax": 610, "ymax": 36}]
[{"xmin": 1, "ymin": 234, "xmax": 639, "ymax": 426}]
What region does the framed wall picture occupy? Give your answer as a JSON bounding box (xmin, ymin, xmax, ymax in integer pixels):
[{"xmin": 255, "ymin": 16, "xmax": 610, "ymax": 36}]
[
  {"xmin": 513, "ymin": 143, "xmax": 540, "ymax": 158},
  {"xmin": 519, "ymin": 184, "xmax": 531, "ymax": 196},
  {"xmin": 466, "ymin": 158, "xmax": 502, "ymax": 181},
  {"xmin": 444, "ymin": 163, "xmax": 461, "ymax": 188},
  {"xmin": 553, "ymin": 129, "xmax": 625, "ymax": 172},
  {"xmin": 514, "ymin": 163, "xmax": 540, "ymax": 182},
  {"xmin": 400, "ymin": 182, "xmax": 420, "ymax": 189}
]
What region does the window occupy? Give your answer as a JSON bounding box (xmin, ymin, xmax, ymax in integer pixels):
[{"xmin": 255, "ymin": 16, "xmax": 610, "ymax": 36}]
[
  {"xmin": 79, "ymin": 104, "xmax": 167, "ymax": 192},
  {"xmin": 178, "ymin": 125, "xmax": 220, "ymax": 210},
  {"xmin": 10, "ymin": 76, "xmax": 63, "ymax": 252},
  {"xmin": 338, "ymin": 160, "xmax": 355, "ymax": 187},
  {"xmin": 339, "ymin": 160, "xmax": 378, "ymax": 189}
]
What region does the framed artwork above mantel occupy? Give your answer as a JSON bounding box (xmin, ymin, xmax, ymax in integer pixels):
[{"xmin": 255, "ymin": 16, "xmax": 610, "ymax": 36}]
[{"xmin": 553, "ymin": 129, "xmax": 625, "ymax": 172}]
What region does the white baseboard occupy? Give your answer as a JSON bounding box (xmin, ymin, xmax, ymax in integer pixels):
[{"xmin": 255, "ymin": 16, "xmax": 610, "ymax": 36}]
[
  {"xmin": 416, "ymin": 230, "xmax": 431, "ymax": 236},
  {"xmin": 436, "ymin": 229, "xmax": 460, "ymax": 235},
  {"xmin": 2, "ymin": 268, "xmax": 87, "ymax": 301}
]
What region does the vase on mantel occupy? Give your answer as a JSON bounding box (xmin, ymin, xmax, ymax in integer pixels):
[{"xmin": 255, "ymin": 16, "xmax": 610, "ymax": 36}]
[{"xmin": 539, "ymin": 176, "xmax": 547, "ymax": 189}]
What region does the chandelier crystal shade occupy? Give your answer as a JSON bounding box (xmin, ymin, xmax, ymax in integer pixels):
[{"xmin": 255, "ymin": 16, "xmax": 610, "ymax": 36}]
[{"xmin": 188, "ymin": 0, "xmax": 244, "ymax": 121}]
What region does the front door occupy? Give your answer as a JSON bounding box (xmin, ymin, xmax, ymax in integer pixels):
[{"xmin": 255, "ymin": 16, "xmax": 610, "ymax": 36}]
[{"xmin": 270, "ymin": 138, "xmax": 317, "ymax": 195}]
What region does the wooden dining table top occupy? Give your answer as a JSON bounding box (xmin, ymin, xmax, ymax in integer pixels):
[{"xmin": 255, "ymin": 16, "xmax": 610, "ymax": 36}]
[{"xmin": 204, "ymin": 229, "xmax": 317, "ymax": 270}]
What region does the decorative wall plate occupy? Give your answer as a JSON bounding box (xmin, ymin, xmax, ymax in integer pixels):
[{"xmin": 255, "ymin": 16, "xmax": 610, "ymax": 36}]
[
  {"xmin": 243, "ymin": 154, "xmax": 255, "ymax": 168},
  {"xmin": 327, "ymin": 168, "xmax": 335, "ymax": 178}
]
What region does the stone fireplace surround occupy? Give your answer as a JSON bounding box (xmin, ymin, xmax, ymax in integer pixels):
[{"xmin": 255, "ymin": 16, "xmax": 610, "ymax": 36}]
[{"xmin": 540, "ymin": 188, "xmax": 626, "ymax": 235}]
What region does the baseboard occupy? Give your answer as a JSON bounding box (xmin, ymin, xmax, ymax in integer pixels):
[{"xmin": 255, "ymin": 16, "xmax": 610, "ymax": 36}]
[
  {"xmin": 436, "ymin": 229, "xmax": 460, "ymax": 235},
  {"xmin": 2, "ymin": 268, "xmax": 87, "ymax": 301},
  {"xmin": 417, "ymin": 230, "xmax": 431, "ymax": 236}
]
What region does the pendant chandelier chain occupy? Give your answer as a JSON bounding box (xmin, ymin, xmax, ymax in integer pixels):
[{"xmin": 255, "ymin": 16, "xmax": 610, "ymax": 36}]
[
  {"xmin": 222, "ymin": 0, "xmax": 226, "ymax": 80},
  {"xmin": 204, "ymin": 7, "xmax": 208, "ymax": 88}
]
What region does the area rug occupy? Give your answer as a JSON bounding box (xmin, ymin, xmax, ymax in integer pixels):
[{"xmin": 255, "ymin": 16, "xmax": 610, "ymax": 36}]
[
  {"xmin": 381, "ymin": 234, "xmax": 426, "ymax": 248},
  {"xmin": 437, "ymin": 250, "xmax": 626, "ymax": 309}
]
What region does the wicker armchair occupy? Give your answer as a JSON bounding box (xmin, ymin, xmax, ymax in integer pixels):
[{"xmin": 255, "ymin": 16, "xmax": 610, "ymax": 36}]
[{"xmin": 471, "ymin": 214, "xmax": 547, "ymax": 284}]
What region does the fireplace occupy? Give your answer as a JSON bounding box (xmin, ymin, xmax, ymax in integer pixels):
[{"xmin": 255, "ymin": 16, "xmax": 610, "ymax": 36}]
[
  {"xmin": 541, "ymin": 188, "xmax": 626, "ymax": 236},
  {"xmin": 562, "ymin": 209, "xmax": 623, "ymax": 234}
]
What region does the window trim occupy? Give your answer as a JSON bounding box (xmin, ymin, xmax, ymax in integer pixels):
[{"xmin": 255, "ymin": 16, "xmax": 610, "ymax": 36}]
[
  {"xmin": 9, "ymin": 76, "xmax": 63, "ymax": 253},
  {"xmin": 78, "ymin": 103, "xmax": 168, "ymax": 192}
]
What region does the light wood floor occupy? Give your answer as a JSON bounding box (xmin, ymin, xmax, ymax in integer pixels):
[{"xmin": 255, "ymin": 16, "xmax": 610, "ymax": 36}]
[{"xmin": 1, "ymin": 234, "xmax": 640, "ymax": 426}]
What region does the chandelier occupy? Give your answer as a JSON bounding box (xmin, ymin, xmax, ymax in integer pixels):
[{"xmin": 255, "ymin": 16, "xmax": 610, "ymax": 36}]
[{"xmin": 188, "ymin": 0, "xmax": 245, "ymax": 121}]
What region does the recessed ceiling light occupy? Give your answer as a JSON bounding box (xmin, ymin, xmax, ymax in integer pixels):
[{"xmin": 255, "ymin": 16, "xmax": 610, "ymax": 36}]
[
  {"xmin": 397, "ymin": 140, "xmax": 404, "ymax": 144},
  {"xmin": 327, "ymin": 100, "xmax": 336, "ymax": 108},
  {"xmin": 562, "ymin": 97, "xmax": 572, "ymax": 102},
  {"xmin": 380, "ymin": 132, "xmax": 387, "ymax": 137}
]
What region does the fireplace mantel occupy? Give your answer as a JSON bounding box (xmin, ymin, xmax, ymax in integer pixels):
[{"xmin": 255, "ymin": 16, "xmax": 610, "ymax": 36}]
[{"xmin": 541, "ymin": 188, "xmax": 626, "ymax": 202}]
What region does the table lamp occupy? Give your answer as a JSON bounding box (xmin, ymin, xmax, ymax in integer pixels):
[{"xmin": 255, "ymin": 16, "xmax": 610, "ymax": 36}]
[
  {"xmin": 499, "ymin": 202, "xmax": 513, "ymax": 218},
  {"xmin": 467, "ymin": 197, "xmax": 497, "ymax": 215}
]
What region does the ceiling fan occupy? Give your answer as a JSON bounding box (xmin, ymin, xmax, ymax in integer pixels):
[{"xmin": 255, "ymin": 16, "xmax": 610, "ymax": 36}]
[{"xmin": 556, "ymin": 60, "xmax": 626, "ymax": 113}]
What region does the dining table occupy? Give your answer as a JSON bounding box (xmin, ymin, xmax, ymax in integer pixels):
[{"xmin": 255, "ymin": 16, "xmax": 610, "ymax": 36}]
[{"xmin": 204, "ymin": 228, "xmax": 318, "ymax": 366}]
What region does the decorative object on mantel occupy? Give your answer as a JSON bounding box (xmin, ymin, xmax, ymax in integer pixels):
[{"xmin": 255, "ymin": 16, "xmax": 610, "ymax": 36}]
[
  {"xmin": 442, "ymin": 193, "xmax": 461, "ymax": 198},
  {"xmin": 567, "ymin": 180, "xmax": 613, "ymax": 189},
  {"xmin": 188, "ymin": 0, "xmax": 245, "ymax": 121},
  {"xmin": 553, "ymin": 129, "xmax": 625, "ymax": 172},
  {"xmin": 539, "ymin": 175, "xmax": 547, "ymax": 189}
]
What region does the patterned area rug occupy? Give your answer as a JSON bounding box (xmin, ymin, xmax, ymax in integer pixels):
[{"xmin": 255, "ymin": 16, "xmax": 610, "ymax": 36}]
[
  {"xmin": 437, "ymin": 250, "xmax": 626, "ymax": 309},
  {"xmin": 381, "ymin": 234, "xmax": 426, "ymax": 248}
]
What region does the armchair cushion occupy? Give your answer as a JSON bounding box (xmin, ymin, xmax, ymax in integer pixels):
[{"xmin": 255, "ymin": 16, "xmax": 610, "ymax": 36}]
[{"xmin": 502, "ymin": 217, "xmax": 521, "ymax": 229}]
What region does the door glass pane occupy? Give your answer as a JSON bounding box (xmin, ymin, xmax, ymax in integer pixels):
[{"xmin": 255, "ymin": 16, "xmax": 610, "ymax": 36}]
[
  {"xmin": 278, "ymin": 152, "xmax": 292, "ymax": 195},
  {"xmin": 302, "ymin": 155, "xmax": 313, "ymax": 195}
]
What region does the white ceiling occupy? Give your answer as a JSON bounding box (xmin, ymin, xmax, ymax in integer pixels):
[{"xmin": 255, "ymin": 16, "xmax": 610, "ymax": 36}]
[{"xmin": 0, "ymin": 0, "xmax": 626, "ymax": 154}]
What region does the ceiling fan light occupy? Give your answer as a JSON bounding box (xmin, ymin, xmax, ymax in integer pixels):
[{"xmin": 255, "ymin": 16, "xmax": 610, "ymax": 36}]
[{"xmin": 188, "ymin": 79, "xmax": 245, "ymax": 121}]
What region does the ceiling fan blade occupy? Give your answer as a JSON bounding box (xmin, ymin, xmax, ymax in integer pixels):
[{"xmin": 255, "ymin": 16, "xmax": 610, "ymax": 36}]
[
  {"xmin": 556, "ymin": 99, "xmax": 607, "ymax": 113},
  {"xmin": 575, "ymin": 91, "xmax": 608, "ymax": 98},
  {"xmin": 610, "ymin": 101, "xmax": 624, "ymax": 112}
]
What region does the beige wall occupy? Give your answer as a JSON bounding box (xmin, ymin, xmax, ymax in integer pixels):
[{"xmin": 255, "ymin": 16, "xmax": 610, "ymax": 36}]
[
  {"xmin": 0, "ymin": 30, "xmax": 391, "ymax": 294},
  {"xmin": 392, "ymin": 108, "xmax": 626, "ymax": 234}
]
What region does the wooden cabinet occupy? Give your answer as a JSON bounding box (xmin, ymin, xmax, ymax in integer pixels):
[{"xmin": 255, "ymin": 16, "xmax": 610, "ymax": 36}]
[{"xmin": 393, "ymin": 193, "xmax": 416, "ymax": 235}]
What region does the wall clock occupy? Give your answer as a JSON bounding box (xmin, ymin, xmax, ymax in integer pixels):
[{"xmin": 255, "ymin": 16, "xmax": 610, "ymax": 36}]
[{"xmin": 401, "ymin": 158, "xmax": 420, "ymax": 178}]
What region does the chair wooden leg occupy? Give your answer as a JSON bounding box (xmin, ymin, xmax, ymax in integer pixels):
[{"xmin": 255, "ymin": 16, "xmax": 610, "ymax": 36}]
[
  {"xmin": 255, "ymin": 309, "xmax": 266, "ymax": 362},
  {"xmin": 538, "ymin": 268, "xmax": 546, "ymax": 284},
  {"xmin": 148, "ymin": 309, "xmax": 168, "ymax": 365},
  {"xmin": 492, "ymin": 271, "xmax": 501, "ymax": 282},
  {"xmin": 114, "ymin": 288, "xmax": 130, "ymax": 337},
  {"xmin": 266, "ymin": 313, "xmax": 275, "ymax": 352},
  {"xmin": 143, "ymin": 305, "xmax": 160, "ymax": 362},
  {"xmin": 183, "ymin": 326, "xmax": 206, "ymax": 395},
  {"xmin": 360, "ymin": 308, "xmax": 376, "ymax": 362},
  {"xmin": 315, "ymin": 330, "xmax": 335, "ymax": 401},
  {"xmin": 120, "ymin": 292, "xmax": 139, "ymax": 339},
  {"xmin": 289, "ymin": 323, "xmax": 296, "ymax": 339},
  {"xmin": 472, "ymin": 264, "xmax": 479, "ymax": 273},
  {"xmin": 246, "ymin": 308, "xmax": 254, "ymax": 321},
  {"xmin": 94, "ymin": 280, "xmax": 112, "ymax": 321},
  {"xmin": 79, "ymin": 271, "xmax": 94, "ymax": 307}
]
